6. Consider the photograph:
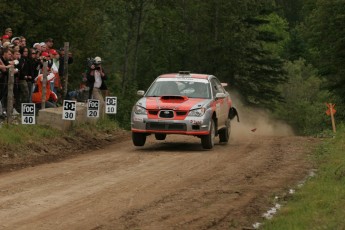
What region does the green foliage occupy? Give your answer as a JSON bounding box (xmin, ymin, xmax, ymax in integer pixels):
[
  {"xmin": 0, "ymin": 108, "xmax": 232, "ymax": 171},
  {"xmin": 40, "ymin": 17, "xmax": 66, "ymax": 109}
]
[
  {"xmin": 263, "ymin": 124, "xmax": 345, "ymax": 229},
  {"xmin": 274, "ymin": 59, "xmax": 330, "ymax": 135},
  {"xmin": 301, "ymin": 0, "xmax": 345, "ymax": 117}
]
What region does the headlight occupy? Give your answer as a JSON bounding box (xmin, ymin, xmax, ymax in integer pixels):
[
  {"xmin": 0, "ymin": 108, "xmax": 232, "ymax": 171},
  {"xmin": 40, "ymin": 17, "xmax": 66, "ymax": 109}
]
[
  {"xmin": 188, "ymin": 107, "xmax": 206, "ymax": 117},
  {"xmin": 134, "ymin": 105, "xmax": 147, "ymax": 115}
]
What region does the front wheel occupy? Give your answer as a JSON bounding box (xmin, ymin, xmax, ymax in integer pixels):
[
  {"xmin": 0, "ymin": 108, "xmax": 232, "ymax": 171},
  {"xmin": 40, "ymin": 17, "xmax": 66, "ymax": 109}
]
[
  {"xmin": 219, "ymin": 118, "xmax": 230, "ymax": 143},
  {"xmin": 132, "ymin": 132, "xmax": 146, "ymax": 146},
  {"xmin": 201, "ymin": 119, "xmax": 216, "ymax": 149}
]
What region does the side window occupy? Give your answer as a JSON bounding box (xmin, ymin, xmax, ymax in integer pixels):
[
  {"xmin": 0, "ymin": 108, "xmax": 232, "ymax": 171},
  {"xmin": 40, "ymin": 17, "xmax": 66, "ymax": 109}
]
[{"xmin": 210, "ymin": 79, "xmax": 224, "ymax": 97}]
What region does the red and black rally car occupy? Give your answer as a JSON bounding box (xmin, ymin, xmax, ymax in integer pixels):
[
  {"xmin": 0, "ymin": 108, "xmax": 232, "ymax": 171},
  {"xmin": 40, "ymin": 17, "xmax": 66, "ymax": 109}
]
[{"xmin": 131, "ymin": 71, "xmax": 239, "ymax": 149}]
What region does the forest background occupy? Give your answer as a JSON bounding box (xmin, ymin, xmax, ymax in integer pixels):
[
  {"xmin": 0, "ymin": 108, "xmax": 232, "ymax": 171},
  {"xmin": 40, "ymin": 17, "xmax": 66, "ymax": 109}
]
[{"xmin": 1, "ymin": 0, "xmax": 344, "ymax": 134}]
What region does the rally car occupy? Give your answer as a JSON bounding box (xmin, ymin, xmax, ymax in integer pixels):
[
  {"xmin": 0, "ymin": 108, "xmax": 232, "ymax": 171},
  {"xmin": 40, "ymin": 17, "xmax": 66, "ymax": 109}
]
[{"xmin": 131, "ymin": 71, "xmax": 239, "ymax": 149}]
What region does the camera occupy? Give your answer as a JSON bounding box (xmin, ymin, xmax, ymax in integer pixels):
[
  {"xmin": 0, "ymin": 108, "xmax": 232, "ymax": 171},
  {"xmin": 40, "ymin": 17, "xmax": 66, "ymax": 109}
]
[
  {"xmin": 86, "ymin": 57, "xmax": 102, "ymax": 70},
  {"xmin": 86, "ymin": 57, "xmax": 95, "ymax": 68}
]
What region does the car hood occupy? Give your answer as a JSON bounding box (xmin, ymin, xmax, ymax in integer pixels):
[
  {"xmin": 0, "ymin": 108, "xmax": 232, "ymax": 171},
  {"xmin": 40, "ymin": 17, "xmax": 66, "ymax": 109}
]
[{"xmin": 137, "ymin": 96, "xmax": 210, "ymax": 111}]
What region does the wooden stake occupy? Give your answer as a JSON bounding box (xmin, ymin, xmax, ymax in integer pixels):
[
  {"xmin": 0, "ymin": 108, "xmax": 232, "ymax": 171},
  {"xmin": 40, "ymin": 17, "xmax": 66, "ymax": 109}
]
[
  {"xmin": 41, "ymin": 61, "xmax": 48, "ymax": 110},
  {"xmin": 329, "ymin": 103, "xmax": 336, "ymax": 133}
]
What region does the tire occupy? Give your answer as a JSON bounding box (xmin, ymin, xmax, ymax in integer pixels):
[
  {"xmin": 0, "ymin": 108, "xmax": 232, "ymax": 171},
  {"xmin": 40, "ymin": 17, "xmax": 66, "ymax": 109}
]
[
  {"xmin": 201, "ymin": 119, "xmax": 216, "ymax": 149},
  {"xmin": 155, "ymin": 133, "xmax": 167, "ymax": 140},
  {"xmin": 132, "ymin": 132, "xmax": 146, "ymax": 146},
  {"xmin": 219, "ymin": 118, "xmax": 231, "ymax": 143}
]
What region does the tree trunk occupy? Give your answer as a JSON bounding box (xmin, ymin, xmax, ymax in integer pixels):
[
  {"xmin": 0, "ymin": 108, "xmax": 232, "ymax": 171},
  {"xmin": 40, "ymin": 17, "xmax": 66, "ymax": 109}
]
[{"xmin": 63, "ymin": 42, "xmax": 70, "ymax": 100}]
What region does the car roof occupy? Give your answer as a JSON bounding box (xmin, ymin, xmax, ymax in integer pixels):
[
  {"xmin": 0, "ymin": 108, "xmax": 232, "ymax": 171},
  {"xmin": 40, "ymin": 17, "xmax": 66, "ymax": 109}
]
[{"xmin": 158, "ymin": 73, "xmax": 212, "ymax": 80}]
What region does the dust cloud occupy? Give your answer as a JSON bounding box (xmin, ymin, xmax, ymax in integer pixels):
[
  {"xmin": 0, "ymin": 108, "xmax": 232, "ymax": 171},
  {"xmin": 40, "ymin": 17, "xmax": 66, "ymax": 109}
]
[{"xmin": 230, "ymin": 92, "xmax": 294, "ymax": 140}]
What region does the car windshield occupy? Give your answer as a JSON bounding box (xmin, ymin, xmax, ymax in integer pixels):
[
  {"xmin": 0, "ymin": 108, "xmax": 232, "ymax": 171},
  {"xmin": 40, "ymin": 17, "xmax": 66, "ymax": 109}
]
[{"xmin": 146, "ymin": 79, "xmax": 211, "ymax": 99}]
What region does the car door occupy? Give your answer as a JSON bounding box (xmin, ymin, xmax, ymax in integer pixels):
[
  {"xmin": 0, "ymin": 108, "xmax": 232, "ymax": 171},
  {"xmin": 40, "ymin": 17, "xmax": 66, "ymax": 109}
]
[{"xmin": 210, "ymin": 78, "xmax": 228, "ymax": 126}]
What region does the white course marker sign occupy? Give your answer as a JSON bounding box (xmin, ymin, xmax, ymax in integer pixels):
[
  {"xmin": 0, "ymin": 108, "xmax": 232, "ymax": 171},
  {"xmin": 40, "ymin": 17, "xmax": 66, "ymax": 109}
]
[
  {"xmin": 105, "ymin": 96, "xmax": 117, "ymax": 114},
  {"xmin": 21, "ymin": 103, "xmax": 36, "ymax": 125},
  {"xmin": 62, "ymin": 100, "xmax": 76, "ymax": 120},
  {"xmin": 87, "ymin": 99, "xmax": 100, "ymax": 118}
]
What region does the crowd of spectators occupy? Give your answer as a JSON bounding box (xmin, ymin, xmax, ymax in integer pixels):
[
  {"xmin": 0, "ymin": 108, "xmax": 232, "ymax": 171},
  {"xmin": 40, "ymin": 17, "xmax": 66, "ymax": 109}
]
[{"xmin": 0, "ymin": 27, "xmax": 73, "ymax": 116}]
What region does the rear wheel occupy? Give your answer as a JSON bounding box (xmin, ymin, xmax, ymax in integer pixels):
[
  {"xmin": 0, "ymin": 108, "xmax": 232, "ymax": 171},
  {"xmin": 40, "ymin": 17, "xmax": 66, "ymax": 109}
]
[
  {"xmin": 155, "ymin": 133, "xmax": 167, "ymax": 140},
  {"xmin": 132, "ymin": 132, "xmax": 146, "ymax": 146},
  {"xmin": 201, "ymin": 119, "xmax": 216, "ymax": 149},
  {"xmin": 219, "ymin": 118, "xmax": 230, "ymax": 143}
]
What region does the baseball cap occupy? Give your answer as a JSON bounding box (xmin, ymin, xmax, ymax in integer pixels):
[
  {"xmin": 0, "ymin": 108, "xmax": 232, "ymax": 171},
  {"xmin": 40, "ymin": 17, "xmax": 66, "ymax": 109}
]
[
  {"xmin": 41, "ymin": 52, "xmax": 49, "ymax": 57},
  {"xmin": 1, "ymin": 35, "xmax": 10, "ymax": 40},
  {"xmin": 94, "ymin": 56, "xmax": 102, "ymax": 64},
  {"xmin": 33, "ymin": 43, "xmax": 40, "ymax": 48},
  {"xmin": 11, "ymin": 37, "xmax": 20, "ymax": 44}
]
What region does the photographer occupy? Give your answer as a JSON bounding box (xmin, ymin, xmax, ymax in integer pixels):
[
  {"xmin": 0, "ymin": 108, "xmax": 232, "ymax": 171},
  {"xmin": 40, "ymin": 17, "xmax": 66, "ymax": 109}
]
[{"xmin": 86, "ymin": 56, "xmax": 107, "ymax": 112}]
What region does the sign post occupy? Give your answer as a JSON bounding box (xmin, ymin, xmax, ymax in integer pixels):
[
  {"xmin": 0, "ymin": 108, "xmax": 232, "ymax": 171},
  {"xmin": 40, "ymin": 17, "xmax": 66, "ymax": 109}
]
[{"xmin": 326, "ymin": 103, "xmax": 336, "ymax": 133}]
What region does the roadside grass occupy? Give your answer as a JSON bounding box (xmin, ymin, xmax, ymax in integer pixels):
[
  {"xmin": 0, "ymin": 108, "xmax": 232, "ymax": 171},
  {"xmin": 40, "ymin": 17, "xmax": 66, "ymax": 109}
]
[
  {"xmin": 73, "ymin": 116, "xmax": 121, "ymax": 133},
  {"xmin": 0, "ymin": 124, "xmax": 60, "ymax": 146},
  {"xmin": 0, "ymin": 117, "xmax": 120, "ymax": 147},
  {"xmin": 263, "ymin": 124, "xmax": 345, "ymax": 229}
]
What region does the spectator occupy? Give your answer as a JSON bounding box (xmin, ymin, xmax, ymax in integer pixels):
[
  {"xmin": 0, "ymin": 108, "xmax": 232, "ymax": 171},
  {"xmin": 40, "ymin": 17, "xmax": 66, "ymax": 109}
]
[
  {"xmin": 2, "ymin": 42, "xmax": 13, "ymax": 49},
  {"xmin": 12, "ymin": 50, "xmax": 21, "ymax": 112},
  {"xmin": 28, "ymin": 48, "xmax": 40, "ymax": 102},
  {"xmin": 66, "ymin": 83, "xmax": 89, "ymax": 102},
  {"xmin": 33, "ymin": 43, "xmax": 41, "ymax": 51},
  {"xmin": 19, "ymin": 36, "xmax": 27, "ymax": 48},
  {"xmin": 13, "ymin": 45, "xmax": 20, "ymax": 53},
  {"xmin": 1, "ymin": 35, "xmax": 10, "ymax": 45},
  {"xmin": 17, "ymin": 47, "xmax": 31, "ymax": 106},
  {"xmin": 4, "ymin": 28, "xmax": 13, "ymax": 39},
  {"xmin": 38, "ymin": 51, "xmax": 52, "ymax": 72},
  {"xmin": 0, "ymin": 48, "xmax": 14, "ymax": 112},
  {"xmin": 45, "ymin": 38, "xmax": 54, "ymax": 52},
  {"xmin": 11, "ymin": 37, "xmax": 20, "ymax": 46},
  {"xmin": 86, "ymin": 56, "xmax": 107, "ymax": 113},
  {"xmin": 58, "ymin": 47, "xmax": 73, "ymax": 76},
  {"xmin": 31, "ymin": 72, "xmax": 57, "ymax": 109},
  {"xmin": 48, "ymin": 49, "xmax": 60, "ymax": 94},
  {"xmin": 40, "ymin": 42, "xmax": 47, "ymax": 52}
]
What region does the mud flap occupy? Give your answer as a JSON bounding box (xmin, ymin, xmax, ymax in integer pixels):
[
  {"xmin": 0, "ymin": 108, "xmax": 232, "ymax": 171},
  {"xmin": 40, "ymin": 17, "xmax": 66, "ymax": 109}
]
[{"xmin": 229, "ymin": 107, "xmax": 239, "ymax": 122}]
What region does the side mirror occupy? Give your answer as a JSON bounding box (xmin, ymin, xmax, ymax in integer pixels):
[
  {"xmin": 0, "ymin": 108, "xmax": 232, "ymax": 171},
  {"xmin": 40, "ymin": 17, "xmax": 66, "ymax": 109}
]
[
  {"xmin": 137, "ymin": 90, "xmax": 145, "ymax": 96},
  {"xmin": 215, "ymin": 92, "xmax": 226, "ymax": 99}
]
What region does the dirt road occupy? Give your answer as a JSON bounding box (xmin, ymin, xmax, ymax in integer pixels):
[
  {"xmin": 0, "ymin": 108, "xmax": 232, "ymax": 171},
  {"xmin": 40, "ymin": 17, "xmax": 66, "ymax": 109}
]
[{"xmin": 0, "ymin": 125, "xmax": 318, "ymax": 230}]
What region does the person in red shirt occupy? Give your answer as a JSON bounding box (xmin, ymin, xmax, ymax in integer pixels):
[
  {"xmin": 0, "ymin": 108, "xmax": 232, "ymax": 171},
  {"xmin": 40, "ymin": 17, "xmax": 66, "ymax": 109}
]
[{"xmin": 32, "ymin": 72, "xmax": 57, "ymax": 109}]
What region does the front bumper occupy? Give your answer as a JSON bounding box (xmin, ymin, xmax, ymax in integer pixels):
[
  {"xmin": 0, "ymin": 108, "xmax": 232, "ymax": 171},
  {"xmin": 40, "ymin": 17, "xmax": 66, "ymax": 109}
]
[{"xmin": 131, "ymin": 111, "xmax": 212, "ymax": 135}]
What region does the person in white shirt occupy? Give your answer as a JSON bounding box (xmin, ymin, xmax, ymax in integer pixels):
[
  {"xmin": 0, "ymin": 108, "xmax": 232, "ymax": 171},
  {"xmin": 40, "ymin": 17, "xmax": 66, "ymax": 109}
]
[{"xmin": 86, "ymin": 56, "xmax": 107, "ymax": 114}]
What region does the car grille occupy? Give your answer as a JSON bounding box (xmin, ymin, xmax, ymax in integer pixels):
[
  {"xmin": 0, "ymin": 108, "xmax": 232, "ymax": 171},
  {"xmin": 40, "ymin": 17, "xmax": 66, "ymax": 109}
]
[
  {"xmin": 159, "ymin": 110, "xmax": 174, "ymax": 118},
  {"xmin": 176, "ymin": 111, "xmax": 187, "ymax": 116},
  {"xmin": 148, "ymin": 110, "xmax": 158, "ymax": 115},
  {"xmin": 146, "ymin": 122, "xmax": 187, "ymax": 131}
]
